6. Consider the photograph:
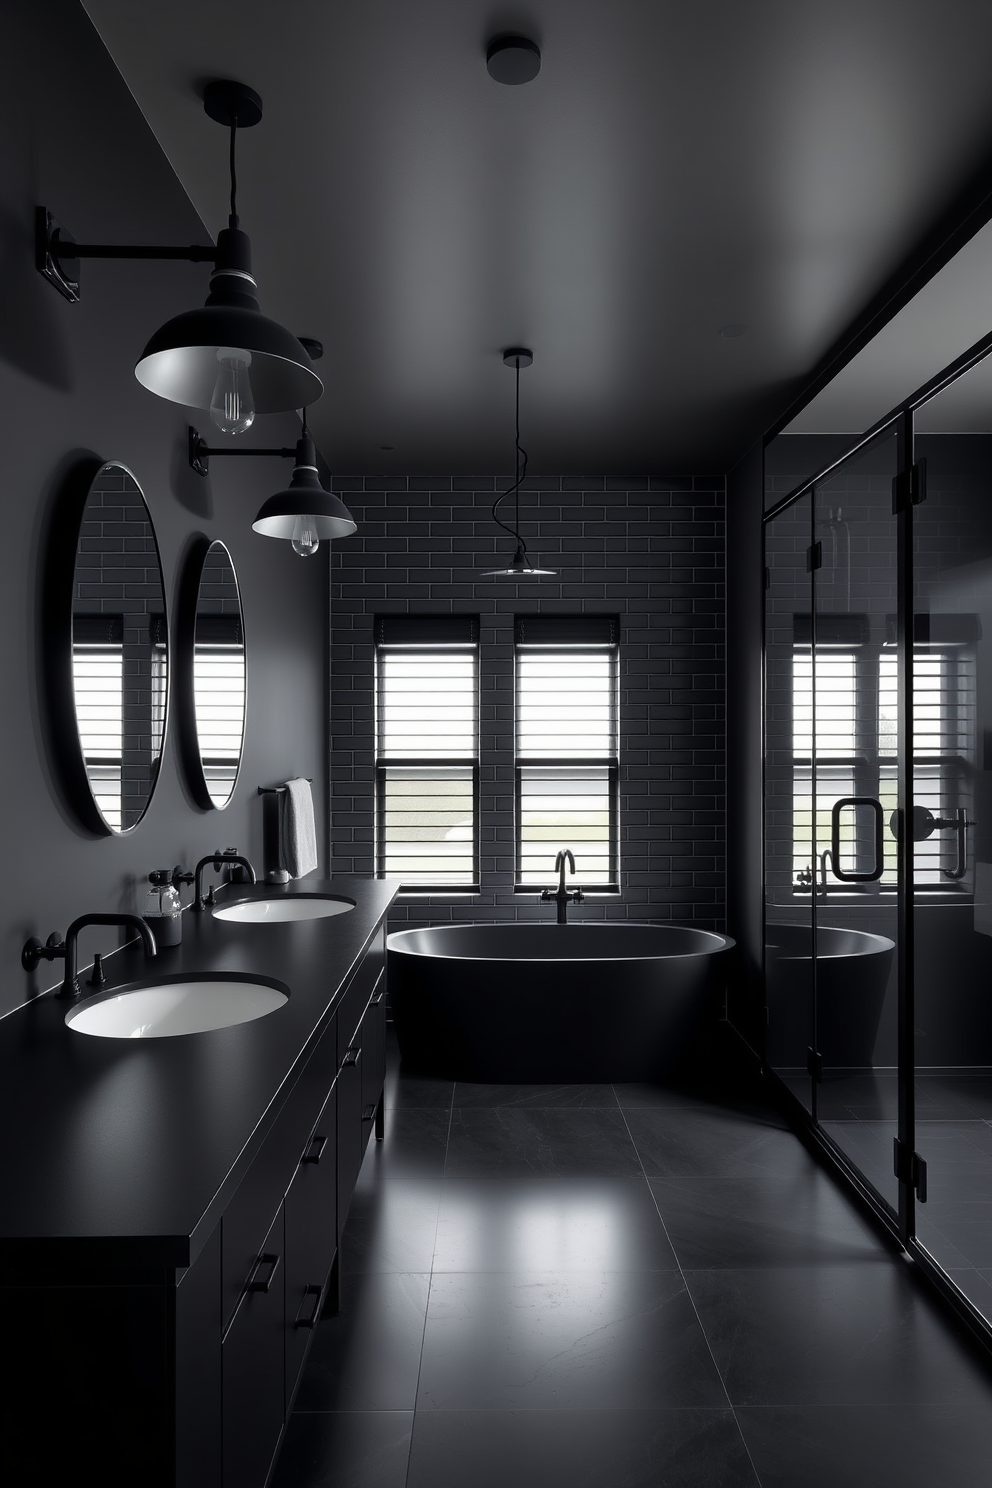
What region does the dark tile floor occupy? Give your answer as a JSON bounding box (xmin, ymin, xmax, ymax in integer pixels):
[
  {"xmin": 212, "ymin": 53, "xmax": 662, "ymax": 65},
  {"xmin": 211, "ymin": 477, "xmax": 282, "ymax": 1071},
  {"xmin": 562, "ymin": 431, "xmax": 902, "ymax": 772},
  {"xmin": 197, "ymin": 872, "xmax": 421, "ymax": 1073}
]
[{"xmin": 273, "ymin": 1039, "xmax": 992, "ymax": 1488}]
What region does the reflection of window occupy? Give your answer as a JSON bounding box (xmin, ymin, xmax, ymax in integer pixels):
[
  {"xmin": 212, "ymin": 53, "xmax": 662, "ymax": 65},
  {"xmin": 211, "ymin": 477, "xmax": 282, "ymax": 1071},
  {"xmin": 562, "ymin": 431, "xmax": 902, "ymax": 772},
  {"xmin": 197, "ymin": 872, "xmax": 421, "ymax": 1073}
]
[
  {"xmin": 194, "ymin": 646, "xmax": 245, "ymax": 806},
  {"xmin": 72, "ymin": 643, "xmax": 123, "ymax": 830},
  {"xmin": 374, "ymin": 615, "xmax": 479, "ymax": 890},
  {"xmin": 793, "ymin": 632, "xmax": 974, "ymax": 889},
  {"xmin": 514, "ymin": 615, "xmax": 619, "ymax": 889}
]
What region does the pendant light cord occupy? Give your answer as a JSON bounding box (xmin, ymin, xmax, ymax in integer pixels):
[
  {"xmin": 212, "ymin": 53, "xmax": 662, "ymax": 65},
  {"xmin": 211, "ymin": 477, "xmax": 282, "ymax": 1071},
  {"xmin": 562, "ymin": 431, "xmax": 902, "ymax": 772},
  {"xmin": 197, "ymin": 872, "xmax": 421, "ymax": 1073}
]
[
  {"xmin": 229, "ymin": 121, "xmax": 239, "ymax": 227},
  {"xmin": 491, "ymin": 356, "xmax": 529, "ymax": 555}
]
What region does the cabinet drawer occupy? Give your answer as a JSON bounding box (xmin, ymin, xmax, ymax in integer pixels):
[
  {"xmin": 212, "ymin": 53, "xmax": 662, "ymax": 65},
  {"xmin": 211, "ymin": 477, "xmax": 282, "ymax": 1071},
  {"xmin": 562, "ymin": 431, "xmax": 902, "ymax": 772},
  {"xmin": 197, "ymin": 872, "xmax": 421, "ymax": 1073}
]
[
  {"xmin": 222, "ymin": 1205, "xmax": 284, "ymax": 1488},
  {"xmin": 337, "ymin": 1024, "xmax": 365, "ymax": 1234},
  {"xmin": 222, "ymin": 1014, "xmax": 336, "ymax": 1330},
  {"xmin": 336, "ymin": 926, "xmax": 385, "ymax": 1060},
  {"xmin": 285, "ymin": 1083, "xmax": 337, "ymax": 1411}
]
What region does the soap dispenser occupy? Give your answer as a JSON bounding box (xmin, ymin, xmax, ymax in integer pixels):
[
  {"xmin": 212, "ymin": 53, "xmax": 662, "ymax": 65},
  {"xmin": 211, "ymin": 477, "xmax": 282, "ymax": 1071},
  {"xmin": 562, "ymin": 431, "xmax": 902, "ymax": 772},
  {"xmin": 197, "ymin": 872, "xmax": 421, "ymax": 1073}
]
[{"xmin": 143, "ymin": 869, "xmax": 183, "ymax": 947}]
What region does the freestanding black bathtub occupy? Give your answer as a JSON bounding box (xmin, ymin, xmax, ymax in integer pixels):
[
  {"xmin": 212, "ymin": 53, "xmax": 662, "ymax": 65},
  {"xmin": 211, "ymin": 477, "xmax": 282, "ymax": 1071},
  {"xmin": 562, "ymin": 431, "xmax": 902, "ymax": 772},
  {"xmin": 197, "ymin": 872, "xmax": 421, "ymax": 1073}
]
[{"xmin": 387, "ymin": 923, "xmax": 735, "ymax": 1081}]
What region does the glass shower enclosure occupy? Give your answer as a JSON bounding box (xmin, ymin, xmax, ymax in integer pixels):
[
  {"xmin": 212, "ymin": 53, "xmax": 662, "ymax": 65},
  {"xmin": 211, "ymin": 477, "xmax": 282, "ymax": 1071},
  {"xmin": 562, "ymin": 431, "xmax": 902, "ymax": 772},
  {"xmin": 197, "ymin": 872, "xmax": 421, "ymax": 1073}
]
[{"xmin": 764, "ymin": 335, "xmax": 992, "ymax": 1340}]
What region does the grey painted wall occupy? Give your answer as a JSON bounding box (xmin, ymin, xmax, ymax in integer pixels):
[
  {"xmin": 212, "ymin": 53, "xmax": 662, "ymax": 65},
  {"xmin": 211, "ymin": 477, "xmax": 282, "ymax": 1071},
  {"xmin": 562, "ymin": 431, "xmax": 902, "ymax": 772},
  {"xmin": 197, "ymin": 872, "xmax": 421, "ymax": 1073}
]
[
  {"xmin": 0, "ymin": 2, "xmax": 329, "ymax": 1017},
  {"xmin": 329, "ymin": 476, "xmax": 727, "ymax": 930}
]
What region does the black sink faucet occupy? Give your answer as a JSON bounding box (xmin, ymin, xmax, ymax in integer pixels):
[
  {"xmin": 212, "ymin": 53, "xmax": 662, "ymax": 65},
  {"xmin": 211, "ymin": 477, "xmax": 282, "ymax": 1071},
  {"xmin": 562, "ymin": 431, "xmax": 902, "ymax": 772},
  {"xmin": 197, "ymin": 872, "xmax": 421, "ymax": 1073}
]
[
  {"xmin": 22, "ymin": 914, "xmax": 157, "ymax": 1000},
  {"xmin": 191, "ymin": 851, "xmax": 256, "ymax": 912},
  {"xmin": 540, "ymin": 849, "xmax": 584, "ymax": 925}
]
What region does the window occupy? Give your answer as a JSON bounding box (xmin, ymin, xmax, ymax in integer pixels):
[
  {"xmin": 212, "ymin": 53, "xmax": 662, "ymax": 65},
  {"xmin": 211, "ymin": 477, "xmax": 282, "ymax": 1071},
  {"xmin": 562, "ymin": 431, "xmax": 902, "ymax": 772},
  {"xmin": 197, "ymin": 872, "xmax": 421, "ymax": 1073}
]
[
  {"xmin": 193, "ymin": 615, "xmax": 246, "ymax": 807},
  {"xmin": 514, "ymin": 615, "xmax": 619, "ymax": 889},
  {"xmin": 791, "ymin": 613, "xmax": 975, "ymax": 890},
  {"xmin": 375, "ymin": 615, "xmax": 479, "ymax": 890},
  {"xmin": 72, "ymin": 614, "xmax": 124, "ymax": 830}
]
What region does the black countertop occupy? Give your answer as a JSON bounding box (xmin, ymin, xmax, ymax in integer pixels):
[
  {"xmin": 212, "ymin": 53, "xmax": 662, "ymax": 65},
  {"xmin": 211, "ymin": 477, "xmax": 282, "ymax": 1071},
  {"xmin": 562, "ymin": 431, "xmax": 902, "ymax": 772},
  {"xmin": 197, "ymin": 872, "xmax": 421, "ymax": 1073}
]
[{"xmin": 0, "ymin": 877, "xmax": 398, "ymax": 1271}]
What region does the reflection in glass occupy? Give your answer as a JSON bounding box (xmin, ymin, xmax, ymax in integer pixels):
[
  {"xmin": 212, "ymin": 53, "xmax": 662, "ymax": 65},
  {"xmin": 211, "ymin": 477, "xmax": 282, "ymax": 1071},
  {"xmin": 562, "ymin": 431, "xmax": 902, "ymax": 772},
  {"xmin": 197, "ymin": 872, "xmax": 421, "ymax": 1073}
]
[
  {"xmin": 909, "ymin": 352, "xmax": 992, "ymax": 1325},
  {"xmin": 193, "ymin": 542, "xmax": 245, "ymax": 808},
  {"xmin": 70, "ymin": 465, "xmax": 167, "ymax": 832}
]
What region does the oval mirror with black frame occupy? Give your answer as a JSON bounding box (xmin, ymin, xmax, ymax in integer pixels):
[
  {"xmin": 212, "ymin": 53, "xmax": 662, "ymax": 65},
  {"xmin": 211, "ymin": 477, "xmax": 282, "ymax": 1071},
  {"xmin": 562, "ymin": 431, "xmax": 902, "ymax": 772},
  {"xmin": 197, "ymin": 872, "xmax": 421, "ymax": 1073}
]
[
  {"xmin": 177, "ymin": 538, "xmax": 246, "ymax": 810},
  {"xmin": 47, "ymin": 461, "xmax": 169, "ymax": 834}
]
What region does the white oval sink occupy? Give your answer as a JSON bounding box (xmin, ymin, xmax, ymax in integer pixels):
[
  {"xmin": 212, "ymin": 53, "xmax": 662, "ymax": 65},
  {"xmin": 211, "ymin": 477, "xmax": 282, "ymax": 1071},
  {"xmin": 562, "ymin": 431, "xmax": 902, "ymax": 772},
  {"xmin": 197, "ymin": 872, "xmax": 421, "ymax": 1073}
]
[
  {"xmin": 65, "ymin": 979, "xmax": 288, "ymax": 1039},
  {"xmin": 212, "ymin": 896, "xmax": 355, "ymax": 924}
]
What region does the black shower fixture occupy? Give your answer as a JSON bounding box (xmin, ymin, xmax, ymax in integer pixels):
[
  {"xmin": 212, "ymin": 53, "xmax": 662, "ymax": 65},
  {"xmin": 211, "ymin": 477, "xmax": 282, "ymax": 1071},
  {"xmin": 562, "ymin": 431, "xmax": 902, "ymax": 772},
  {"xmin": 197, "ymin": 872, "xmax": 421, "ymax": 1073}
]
[
  {"xmin": 486, "ymin": 35, "xmax": 542, "ymax": 84},
  {"xmin": 481, "ymin": 349, "xmax": 557, "ymax": 578},
  {"xmin": 37, "ymin": 79, "xmax": 322, "ymax": 432}
]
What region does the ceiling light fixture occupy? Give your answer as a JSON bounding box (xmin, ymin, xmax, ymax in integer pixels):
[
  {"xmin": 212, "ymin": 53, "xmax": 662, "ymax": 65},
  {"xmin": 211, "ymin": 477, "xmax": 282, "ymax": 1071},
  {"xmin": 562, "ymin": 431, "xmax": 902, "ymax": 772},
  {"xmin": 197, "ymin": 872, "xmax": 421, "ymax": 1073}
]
[
  {"xmin": 37, "ymin": 80, "xmax": 322, "ymax": 431},
  {"xmin": 481, "ymin": 349, "xmax": 556, "ymax": 578},
  {"xmin": 486, "ymin": 35, "xmax": 542, "ymax": 84}
]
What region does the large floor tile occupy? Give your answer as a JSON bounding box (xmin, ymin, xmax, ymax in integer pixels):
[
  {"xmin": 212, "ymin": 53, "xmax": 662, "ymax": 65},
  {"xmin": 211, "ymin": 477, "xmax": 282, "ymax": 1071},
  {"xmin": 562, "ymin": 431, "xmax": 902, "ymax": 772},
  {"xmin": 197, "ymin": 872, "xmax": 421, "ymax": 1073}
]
[
  {"xmin": 916, "ymin": 1200, "xmax": 992, "ymax": 1269},
  {"xmin": 624, "ymin": 1105, "xmax": 811, "ymax": 1179},
  {"xmin": 452, "ymin": 1081, "xmax": 618, "ymax": 1108},
  {"xmin": 649, "ymin": 1169, "xmax": 887, "ymax": 1269},
  {"xmin": 432, "ymin": 1176, "xmax": 678, "ymax": 1272},
  {"xmin": 406, "ymin": 1408, "xmax": 758, "ymax": 1488},
  {"xmin": 272, "ymin": 1412, "xmax": 413, "ymax": 1488},
  {"xmin": 444, "ymin": 1107, "xmax": 642, "ymax": 1178},
  {"xmin": 416, "ymin": 1270, "xmax": 729, "ymax": 1410},
  {"xmin": 359, "ymin": 1106, "xmax": 450, "ymax": 1178},
  {"xmin": 295, "ymin": 1271, "xmax": 430, "ymax": 1412},
  {"xmin": 686, "ymin": 1263, "xmax": 992, "ymax": 1407},
  {"xmin": 737, "ymin": 1403, "xmax": 992, "ymax": 1488},
  {"xmin": 341, "ymin": 1177, "xmax": 442, "ymax": 1274}
]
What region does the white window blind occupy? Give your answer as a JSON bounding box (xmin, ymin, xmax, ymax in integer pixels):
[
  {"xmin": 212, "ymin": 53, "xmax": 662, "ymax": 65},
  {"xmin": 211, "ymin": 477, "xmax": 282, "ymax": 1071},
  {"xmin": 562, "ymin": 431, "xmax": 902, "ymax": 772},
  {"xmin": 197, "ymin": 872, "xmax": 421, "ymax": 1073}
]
[
  {"xmin": 792, "ymin": 639, "xmax": 973, "ymax": 889},
  {"xmin": 375, "ymin": 617, "xmax": 479, "ymax": 889},
  {"xmin": 72, "ymin": 643, "xmax": 123, "ymax": 830},
  {"xmin": 514, "ymin": 616, "xmax": 619, "ymax": 888},
  {"xmin": 194, "ymin": 647, "xmax": 246, "ymax": 807}
]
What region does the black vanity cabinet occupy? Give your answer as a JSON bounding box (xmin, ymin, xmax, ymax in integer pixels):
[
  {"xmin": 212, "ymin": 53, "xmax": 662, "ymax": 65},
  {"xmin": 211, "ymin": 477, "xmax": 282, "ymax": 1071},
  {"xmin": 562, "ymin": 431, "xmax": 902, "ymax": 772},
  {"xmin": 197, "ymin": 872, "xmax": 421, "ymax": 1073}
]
[{"xmin": 0, "ymin": 894, "xmax": 394, "ymax": 1488}]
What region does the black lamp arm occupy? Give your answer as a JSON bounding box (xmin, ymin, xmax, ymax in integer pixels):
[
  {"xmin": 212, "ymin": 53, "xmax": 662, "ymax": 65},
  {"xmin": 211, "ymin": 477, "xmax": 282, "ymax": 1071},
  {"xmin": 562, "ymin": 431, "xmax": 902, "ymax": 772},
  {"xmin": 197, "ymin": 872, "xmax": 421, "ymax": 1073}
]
[
  {"xmin": 37, "ymin": 207, "xmax": 217, "ymax": 304},
  {"xmin": 189, "ymin": 427, "xmax": 299, "ymax": 478}
]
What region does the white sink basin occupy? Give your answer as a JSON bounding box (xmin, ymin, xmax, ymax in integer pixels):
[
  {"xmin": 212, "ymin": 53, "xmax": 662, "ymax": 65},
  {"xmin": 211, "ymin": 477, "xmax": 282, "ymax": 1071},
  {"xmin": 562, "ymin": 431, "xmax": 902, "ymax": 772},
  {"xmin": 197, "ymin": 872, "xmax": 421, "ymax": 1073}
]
[
  {"xmin": 212, "ymin": 896, "xmax": 355, "ymax": 924},
  {"xmin": 65, "ymin": 978, "xmax": 288, "ymax": 1039}
]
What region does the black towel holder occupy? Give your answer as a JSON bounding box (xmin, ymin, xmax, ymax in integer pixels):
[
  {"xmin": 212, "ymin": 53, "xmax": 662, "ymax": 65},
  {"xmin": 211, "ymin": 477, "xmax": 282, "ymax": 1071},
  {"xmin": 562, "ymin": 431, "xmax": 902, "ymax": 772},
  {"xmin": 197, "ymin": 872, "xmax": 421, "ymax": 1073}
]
[{"xmin": 257, "ymin": 778, "xmax": 313, "ymax": 796}]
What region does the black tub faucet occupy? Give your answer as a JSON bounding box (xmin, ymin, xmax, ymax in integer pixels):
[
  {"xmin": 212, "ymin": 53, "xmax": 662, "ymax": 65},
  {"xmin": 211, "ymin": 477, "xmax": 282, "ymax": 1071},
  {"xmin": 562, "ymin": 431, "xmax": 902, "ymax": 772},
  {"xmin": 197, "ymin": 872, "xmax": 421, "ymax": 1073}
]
[
  {"xmin": 541, "ymin": 848, "xmax": 584, "ymax": 925},
  {"xmin": 191, "ymin": 850, "xmax": 256, "ymax": 911},
  {"xmin": 22, "ymin": 914, "xmax": 157, "ymax": 1000}
]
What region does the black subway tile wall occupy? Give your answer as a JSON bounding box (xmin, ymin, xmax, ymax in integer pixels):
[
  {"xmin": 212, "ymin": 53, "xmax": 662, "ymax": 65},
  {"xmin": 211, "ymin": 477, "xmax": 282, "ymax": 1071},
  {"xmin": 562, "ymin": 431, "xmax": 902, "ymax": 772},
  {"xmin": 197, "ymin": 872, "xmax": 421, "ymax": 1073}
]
[{"xmin": 330, "ymin": 477, "xmax": 726, "ymax": 929}]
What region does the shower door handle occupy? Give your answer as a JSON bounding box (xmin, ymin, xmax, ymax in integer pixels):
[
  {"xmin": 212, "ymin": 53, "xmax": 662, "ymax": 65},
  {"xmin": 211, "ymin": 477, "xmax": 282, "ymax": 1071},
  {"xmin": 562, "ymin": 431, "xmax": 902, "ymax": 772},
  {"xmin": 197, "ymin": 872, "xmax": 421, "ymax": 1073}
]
[
  {"xmin": 943, "ymin": 808, "xmax": 971, "ymax": 881},
  {"xmin": 831, "ymin": 797, "xmax": 885, "ymax": 882}
]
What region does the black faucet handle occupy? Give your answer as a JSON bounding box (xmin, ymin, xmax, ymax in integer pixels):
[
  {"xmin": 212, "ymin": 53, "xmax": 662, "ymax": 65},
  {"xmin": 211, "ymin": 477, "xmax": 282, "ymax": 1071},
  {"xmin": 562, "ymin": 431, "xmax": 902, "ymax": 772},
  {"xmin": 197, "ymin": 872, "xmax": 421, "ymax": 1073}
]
[
  {"xmin": 573, "ymin": 888, "xmax": 584, "ymax": 904},
  {"xmin": 87, "ymin": 953, "xmax": 107, "ymax": 988},
  {"xmin": 21, "ymin": 933, "xmax": 66, "ymax": 972},
  {"xmin": 171, "ymin": 864, "xmax": 194, "ymax": 889}
]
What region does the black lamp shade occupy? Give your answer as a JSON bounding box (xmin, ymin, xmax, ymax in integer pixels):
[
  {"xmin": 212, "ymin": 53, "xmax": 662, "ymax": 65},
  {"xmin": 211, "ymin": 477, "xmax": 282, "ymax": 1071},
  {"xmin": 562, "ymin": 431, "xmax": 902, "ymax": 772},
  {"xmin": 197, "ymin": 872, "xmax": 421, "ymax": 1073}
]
[
  {"xmin": 252, "ymin": 442, "xmax": 357, "ymax": 540},
  {"xmin": 135, "ymin": 308, "xmax": 322, "ymax": 412},
  {"xmin": 134, "ymin": 225, "xmax": 322, "ymax": 414}
]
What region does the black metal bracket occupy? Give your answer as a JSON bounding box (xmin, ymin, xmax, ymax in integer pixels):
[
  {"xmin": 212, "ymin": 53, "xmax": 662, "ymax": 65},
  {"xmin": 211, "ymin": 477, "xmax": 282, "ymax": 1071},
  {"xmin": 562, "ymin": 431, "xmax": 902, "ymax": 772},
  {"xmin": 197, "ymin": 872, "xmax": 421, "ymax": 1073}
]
[
  {"xmin": 36, "ymin": 207, "xmax": 217, "ymax": 304},
  {"xmin": 188, "ymin": 426, "xmax": 297, "ymax": 478},
  {"xmin": 893, "ymin": 1138, "xmax": 928, "ymax": 1202},
  {"xmin": 806, "ymin": 541, "xmax": 822, "ymax": 573},
  {"xmin": 891, "ymin": 459, "xmax": 927, "ymax": 515},
  {"xmin": 806, "ymin": 1046, "xmax": 823, "ymax": 1082}
]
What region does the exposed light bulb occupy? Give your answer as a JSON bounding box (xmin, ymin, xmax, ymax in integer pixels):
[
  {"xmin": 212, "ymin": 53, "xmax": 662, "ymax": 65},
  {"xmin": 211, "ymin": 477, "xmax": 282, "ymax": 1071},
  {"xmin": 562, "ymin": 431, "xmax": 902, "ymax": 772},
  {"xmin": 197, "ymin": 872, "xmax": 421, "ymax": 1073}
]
[
  {"xmin": 291, "ymin": 514, "xmax": 320, "ymax": 557},
  {"xmin": 209, "ymin": 347, "xmax": 255, "ymax": 434}
]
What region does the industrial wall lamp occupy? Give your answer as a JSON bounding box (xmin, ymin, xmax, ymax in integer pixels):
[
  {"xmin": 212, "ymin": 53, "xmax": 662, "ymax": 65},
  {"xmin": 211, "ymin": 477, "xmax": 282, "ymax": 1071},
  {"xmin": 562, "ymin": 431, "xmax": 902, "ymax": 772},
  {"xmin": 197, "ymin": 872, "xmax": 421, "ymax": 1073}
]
[
  {"xmin": 37, "ymin": 80, "xmax": 321, "ymax": 433},
  {"xmin": 188, "ymin": 339, "xmax": 356, "ymax": 558}
]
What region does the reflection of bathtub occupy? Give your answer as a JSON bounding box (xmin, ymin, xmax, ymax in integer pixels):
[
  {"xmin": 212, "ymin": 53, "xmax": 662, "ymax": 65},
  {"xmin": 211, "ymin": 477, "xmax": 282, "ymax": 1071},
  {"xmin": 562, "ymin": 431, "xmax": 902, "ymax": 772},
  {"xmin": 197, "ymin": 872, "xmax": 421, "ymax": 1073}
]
[
  {"xmin": 765, "ymin": 923, "xmax": 894, "ymax": 1068},
  {"xmin": 387, "ymin": 923, "xmax": 735, "ymax": 1081}
]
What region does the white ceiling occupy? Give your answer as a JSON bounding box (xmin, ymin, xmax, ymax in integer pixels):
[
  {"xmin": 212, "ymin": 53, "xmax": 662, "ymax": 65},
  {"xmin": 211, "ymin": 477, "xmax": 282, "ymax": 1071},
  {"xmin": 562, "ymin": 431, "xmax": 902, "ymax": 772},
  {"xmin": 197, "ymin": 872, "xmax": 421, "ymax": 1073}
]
[{"xmin": 83, "ymin": 0, "xmax": 992, "ymax": 474}]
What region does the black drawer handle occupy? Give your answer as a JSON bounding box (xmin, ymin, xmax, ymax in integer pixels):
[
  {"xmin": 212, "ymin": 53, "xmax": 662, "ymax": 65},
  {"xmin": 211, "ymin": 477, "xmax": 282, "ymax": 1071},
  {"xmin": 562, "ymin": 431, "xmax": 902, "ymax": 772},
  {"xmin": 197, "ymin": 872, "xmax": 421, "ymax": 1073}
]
[
  {"xmin": 362, "ymin": 1103, "xmax": 377, "ymax": 1122},
  {"xmin": 371, "ymin": 991, "xmax": 385, "ymax": 1006},
  {"xmin": 302, "ymin": 1133, "xmax": 327, "ymax": 1165},
  {"xmin": 342, "ymin": 1045, "xmax": 361, "ymax": 1067},
  {"xmin": 295, "ymin": 1284, "xmax": 322, "ymax": 1329},
  {"xmin": 246, "ymin": 1252, "xmax": 280, "ymax": 1294}
]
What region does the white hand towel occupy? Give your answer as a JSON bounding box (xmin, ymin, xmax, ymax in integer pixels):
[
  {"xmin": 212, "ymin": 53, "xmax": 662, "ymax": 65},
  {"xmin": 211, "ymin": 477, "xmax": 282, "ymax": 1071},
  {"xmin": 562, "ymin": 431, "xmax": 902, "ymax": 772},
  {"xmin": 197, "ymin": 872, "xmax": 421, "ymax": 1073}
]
[{"xmin": 279, "ymin": 778, "xmax": 318, "ymax": 879}]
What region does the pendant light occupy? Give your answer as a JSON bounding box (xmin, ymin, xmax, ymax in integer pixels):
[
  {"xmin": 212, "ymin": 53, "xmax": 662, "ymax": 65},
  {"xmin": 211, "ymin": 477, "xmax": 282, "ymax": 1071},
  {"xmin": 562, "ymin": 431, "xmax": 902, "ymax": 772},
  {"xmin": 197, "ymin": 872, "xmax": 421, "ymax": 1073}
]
[
  {"xmin": 481, "ymin": 349, "xmax": 556, "ymax": 577},
  {"xmin": 37, "ymin": 80, "xmax": 322, "ymax": 429}
]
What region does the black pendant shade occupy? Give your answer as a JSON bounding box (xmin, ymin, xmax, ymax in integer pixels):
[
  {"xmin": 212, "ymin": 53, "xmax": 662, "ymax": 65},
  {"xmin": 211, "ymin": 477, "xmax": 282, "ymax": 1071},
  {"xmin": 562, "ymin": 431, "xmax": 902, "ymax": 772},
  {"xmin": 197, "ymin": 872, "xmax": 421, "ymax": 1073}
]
[
  {"xmin": 252, "ymin": 433, "xmax": 357, "ymax": 543},
  {"xmin": 135, "ymin": 225, "xmax": 322, "ymax": 415}
]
